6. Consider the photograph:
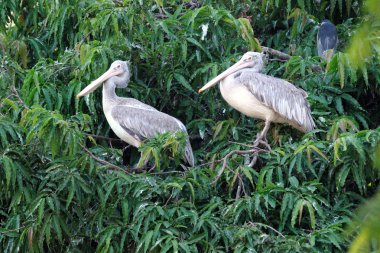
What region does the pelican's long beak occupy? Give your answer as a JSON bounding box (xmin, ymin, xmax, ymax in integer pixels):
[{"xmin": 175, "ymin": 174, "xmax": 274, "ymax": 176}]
[
  {"xmin": 198, "ymin": 59, "xmax": 252, "ymax": 93},
  {"xmin": 76, "ymin": 67, "xmax": 123, "ymax": 98}
]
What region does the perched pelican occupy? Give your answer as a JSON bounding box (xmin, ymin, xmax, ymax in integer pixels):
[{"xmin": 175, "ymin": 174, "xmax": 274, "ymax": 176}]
[
  {"xmin": 199, "ymin": 52, "xmax": 315, "ymax": 145},
  {"xmin": 77, "ymin": 60, "xmax": 194, "ymax": 167},
  {"xmin": 317, "ymin": 19, "xmax": 338, "ymax": 59}
]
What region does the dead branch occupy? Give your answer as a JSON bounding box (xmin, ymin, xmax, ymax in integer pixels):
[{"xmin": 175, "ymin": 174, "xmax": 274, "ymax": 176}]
[
  {"xmin": 211, "ymin": 134, "xmax": 272, "ymax": 193},
  {"xmin": 262, "ymin": 46, "xmax": 323, "ymax": 72},
  {"xmin": 262, "ymin": 47, "xmax": 291, "ymax": 61},
  {"xmin": 212, "ymin": 148, "xmax": 264, "ymax": 184}
]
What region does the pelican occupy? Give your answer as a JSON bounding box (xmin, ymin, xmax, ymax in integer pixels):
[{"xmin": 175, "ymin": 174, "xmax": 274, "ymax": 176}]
[
  {"xmin": 198, "ymin": 52, "xmax": 315, "ymax": 145},
  {"xmin": 317, "ymin": 19, "xmax": 338, "ymax": 59},
  {"xmin": 77, "ymin": 60, "xmax": 194, "ymax": 167}
]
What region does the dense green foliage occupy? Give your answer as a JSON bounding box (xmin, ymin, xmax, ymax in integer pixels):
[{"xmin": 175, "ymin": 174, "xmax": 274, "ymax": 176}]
[{"xmin": 1, "ymin": 0, "xmax": 379, "ymax": 252}]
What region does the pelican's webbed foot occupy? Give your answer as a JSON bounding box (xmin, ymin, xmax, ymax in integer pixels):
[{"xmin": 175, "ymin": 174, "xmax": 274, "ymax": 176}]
[{"xmin": 252, "ymin": 133, "xmax": 271, "ymax": 151}]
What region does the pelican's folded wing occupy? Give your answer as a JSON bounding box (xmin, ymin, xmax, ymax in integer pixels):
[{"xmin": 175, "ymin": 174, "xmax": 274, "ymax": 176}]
[
  {"xmin": 239, "ymin": 71, "xmax": 315, "ymax": 132},
  {"xmin": 111, "ymin": 102, "xmax": 194, "ymax": 166}
]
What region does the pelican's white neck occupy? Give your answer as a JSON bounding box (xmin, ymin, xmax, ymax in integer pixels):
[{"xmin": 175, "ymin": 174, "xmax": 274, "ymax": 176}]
[
  {"xmin": 251, "ymin": 64, "xmax": 264, "ymax": 73},
  {"xmin": 103, "ymin": 80, "xmax": 118, "ymax": 104}
]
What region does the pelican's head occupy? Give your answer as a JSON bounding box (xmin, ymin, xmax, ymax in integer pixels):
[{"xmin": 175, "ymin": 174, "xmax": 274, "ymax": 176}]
[
  {"xmin": 198, "ymin": 52, "xmax": 265, "ymax": 93},
  {"xmin": 76, "ymin": 60, "xmax": 130, "ymax": 98}
]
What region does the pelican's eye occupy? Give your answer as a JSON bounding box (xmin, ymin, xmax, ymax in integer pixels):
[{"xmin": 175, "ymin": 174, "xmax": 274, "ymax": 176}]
[
  {"xmin": 114, "ymin": 64, "xmax": 121, "ymax": 70},
  {"xmin": 244, "ymin": 56, "xmax": 253, "ymax": 62}
]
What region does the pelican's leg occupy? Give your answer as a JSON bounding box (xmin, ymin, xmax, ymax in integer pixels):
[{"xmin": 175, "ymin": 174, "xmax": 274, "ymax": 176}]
[
  {"xmin": 253, "ymin": 120, "xmax": 271, "ymax": 148},
  {"xmin": 248, "ymin": 120, "xmax": 271, "ymax": 168},
  {"xmin": 135, "ymin": 153, "xmax": 151, "ymax": 169}
]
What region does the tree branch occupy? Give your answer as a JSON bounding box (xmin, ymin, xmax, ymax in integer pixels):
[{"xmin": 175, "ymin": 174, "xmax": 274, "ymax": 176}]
[
  {"xmin": 80, "ymin": 143, "xmax": 129, "ymax": 173},
  {"xmin": 84, "ymin": 133, "xmax": 126, "ymax": 145},
  {"xmin": 262, "ymin": 47, "xmax": 291, "ymax": 61},
  {"xmin": 247, "ymin": 222, "xmax": 286, "ymax": 238},
  {"xmin": 262, "ymin": 46, "xmax": 323, "ymax": 72},
  {"xmin": 212, "ymin": 148, "xmax": 266, "ymax": 184}
]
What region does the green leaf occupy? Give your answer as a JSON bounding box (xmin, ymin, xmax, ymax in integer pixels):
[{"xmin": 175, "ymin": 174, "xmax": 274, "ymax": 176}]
[
  {"xmin": 335, "ymin": 96, "xmax": 344, "ymax": 114},
  {"xmin": 337, "ymin": 165, "xmax": 350, "ymax": 188},
  {"xmin": 289, "ymin": 176, "xmax": 299, "ymax": 187},
  {"xmin": 291, "ymin": 199, "xmax": 304, "ymax": 228},
  {"xmin": 38, "ymin": 198, "xmax": 45, "ymax": 224},
  {"xmin": 66, "ymin": 178, "xmax": 75, "ymax": 209},
  {"xmin": 173, "ymin": 73, "xmax": 193, "ymax": 92},
  {"xmin": 144, "ymin": 230, "xmax": 153, "ymax": 253},
  {"xmin": 172, "ymin": 240, "xmax": 178, "ymax": 253},
  {"xmin": 305, "ymin": 201, "xmax": 316, "ymax": 230},
  {"xmin": 52, "ymin": 215, "xmax": 62, "ymax": 243},
  {"xmin": 2, "ymin": 156, "xmax": 13, "ymax": 189}
]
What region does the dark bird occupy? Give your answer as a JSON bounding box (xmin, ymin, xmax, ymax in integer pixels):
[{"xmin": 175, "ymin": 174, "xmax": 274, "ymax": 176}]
[
  {"xmin": 77, "ymin": 61, "xmax": 194, "ymax": 167},
  {"xmin": 199, "ymin": 52, "xmax": 315, "ymax": 145},
  {"xmin": 317, "ymin": 19, "xmax": 338, "ymax": 59}
]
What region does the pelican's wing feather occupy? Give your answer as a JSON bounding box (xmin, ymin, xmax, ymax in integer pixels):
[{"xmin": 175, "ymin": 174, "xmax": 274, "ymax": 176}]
[
  {"xmin": 111, "ymin": 101, "xmax": 194, "ymax": 166},
  {"xmin": 239, "ymin": 71, "xmax": 315, "ymax": 132}
]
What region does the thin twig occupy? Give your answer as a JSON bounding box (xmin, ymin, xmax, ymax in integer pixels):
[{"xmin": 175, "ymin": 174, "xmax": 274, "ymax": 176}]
[
  {"xmin": 10, "ymin": 86, "xmax": 29, "ymax": 109},
  {"xmin": 84, "ymin": 133, "xmax": 126, "ymax": 145},
  {"xmin": 151, "ymin": 171, "xmax": 184, "ymax": 175},
  {"xmin": 235, "ymin": 181, "xmax": 242, "ymax": 200},
  {"xmin": 247, "ymin": 222, "xmax": 286, "ymax": 238},
  {"xmin": 248, "ymin": 155, "xmax": 258, "ymax": 168},
  {"xmin": 197, "ymin": 159, "xmax": 218, "ymax": 168},
  {"xmin": 268, "ymin": 58, "xmax": 289, "ymax": 62},
  {"xmin": 198, "ymin": 145, "xmax": 267, "ymax": 168},
  {"xmin": 80, "ymin": 143, "xmax": 129, "ymax": 173},
  {"xmin": 0, "ymin": 225, "xmax": 27, "ymax": 233},
  {"xmin": 148, "ymin": 165, "xmax": 156, "ymax": 173},
  {"xmin": 212, "ymin": 149, "xmax": 259, "ymax": 184},
  {"xmin": 212, "ymin": 134, "xmax": 272, "ymax": 185},
  {"xmin": 228, "ymin": 141, "xmax": 254, "ymax": 148},
  {"xmin": 237, "ymin": 172, "xmax": 247, "ymax": 196}
]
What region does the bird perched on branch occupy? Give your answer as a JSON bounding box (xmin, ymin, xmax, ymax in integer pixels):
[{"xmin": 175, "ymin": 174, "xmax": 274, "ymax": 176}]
[
  {"xmin": 199, "ymin": 52, "xmax": 315, "ymax": 147},
  {"xmin": 317, "ymin": 19, "xmax": 338, "ymax": 60},
  {"xmin": 77, "ymin": 60, "xmax": 194, "ymax": 167}
]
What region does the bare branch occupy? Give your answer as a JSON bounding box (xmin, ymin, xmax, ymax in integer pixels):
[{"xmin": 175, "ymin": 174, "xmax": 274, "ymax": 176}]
[
  {"xmin": 262, "ymin": 47, "xmax": 291, "ymax": 61},
  {"xmin": 235, "ymin": 181, "xmax": 242, "ymax": 200},
  {"xmin": 237, "ymin": 172, "xmax": 247, "ymax": 196},
  {"xmin": 228, "ymin": 141, "xmax": 255, "ymax": 148},
  {"xmin": 84, "ymin": 133, "xmax": 126, "ymax": 145},
  {"xmin": 211, "ymin": 134, "xmax": 271, "ymax": 187},
  {"xmin": 80, "ymin": 143, "xmax": 129, "ymax": 173},
  {"xmin": 212, "ymin": 148, "xmax": 263, "ymax": 184},
  {"xmin": 247, "ymin": 222, "xmax": 286, "ymax": 238},
  {"xmin": 151, "ymin": 171, "xmax": 184, "ymax": 175},
  {"xmin": 262, "ymin": 46, "xmax": 323, "ymax": 72}
]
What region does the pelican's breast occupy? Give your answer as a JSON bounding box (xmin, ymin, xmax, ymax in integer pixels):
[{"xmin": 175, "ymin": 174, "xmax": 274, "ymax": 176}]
[{"xmin": 219, "ymin": 74, "xmax": 276, "ymax": 121}]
